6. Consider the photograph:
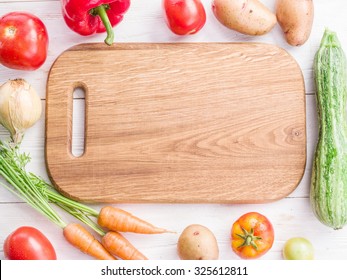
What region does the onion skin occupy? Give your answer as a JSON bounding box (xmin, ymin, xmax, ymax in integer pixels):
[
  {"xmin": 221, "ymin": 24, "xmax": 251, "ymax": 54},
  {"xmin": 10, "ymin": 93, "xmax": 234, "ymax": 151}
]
[{"xmin": 0, "ymin": 79, "xmax": 42, "ymax": 144}]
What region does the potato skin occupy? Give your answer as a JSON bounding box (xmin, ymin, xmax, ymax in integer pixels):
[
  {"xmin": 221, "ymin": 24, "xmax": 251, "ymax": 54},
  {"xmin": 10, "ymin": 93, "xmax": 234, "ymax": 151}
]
[
  {"xmin": 177, "ymin": 224, "xmax": 219, "ymax": 260},
  {"xmin": 276, "ymin": 0, "xmax": 314, "ymax": 46},
  {"xmin": 212, "ymin": 0, "xmax": 277, "ymax": 36}
]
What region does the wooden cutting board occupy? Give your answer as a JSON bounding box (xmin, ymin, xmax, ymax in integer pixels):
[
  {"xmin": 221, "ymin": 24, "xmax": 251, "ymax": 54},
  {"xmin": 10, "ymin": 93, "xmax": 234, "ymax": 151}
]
[{"xmin": 45, "ymin": 43, "xmax": 306, "ymax": 204}]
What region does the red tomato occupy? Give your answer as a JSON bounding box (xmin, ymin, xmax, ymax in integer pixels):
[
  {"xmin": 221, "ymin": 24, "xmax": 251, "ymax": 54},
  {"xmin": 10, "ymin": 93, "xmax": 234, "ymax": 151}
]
[
  {"xmin": 4, "ymin": 226, "xmax": 57, "ymax": 260},
  {"xmin": 231, "ymin": 212, "xmax": 274, "ymax": 259},
  {"xmin": 163, "ymin": 0, "xmax": 206, "ymax": 35},
  {"xmin": 0, "ymin": 12, "xmax": 49, "ymax": 71}
]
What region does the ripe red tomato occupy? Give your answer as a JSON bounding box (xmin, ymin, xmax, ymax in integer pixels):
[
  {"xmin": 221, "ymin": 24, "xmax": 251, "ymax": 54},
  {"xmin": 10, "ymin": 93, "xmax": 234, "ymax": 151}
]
[
  {"xmin": 231, "ymin": 212, "xmax": 274, "ymax": 259},
  {"xmin": 163, "ymin": 0, "xmax": 206, "ymax": 35},
  {"xmin": 0, "ymin": 12, "xmax": 49, "ymax": 71},
  {"xmin": 4, "ymin": 226, "xmax": 57, "ymax": 260}
]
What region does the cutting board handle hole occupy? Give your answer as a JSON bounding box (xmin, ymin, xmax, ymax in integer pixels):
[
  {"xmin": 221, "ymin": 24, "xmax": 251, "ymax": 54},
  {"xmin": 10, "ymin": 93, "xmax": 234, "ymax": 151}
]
[{"xmin": 71, "ymin": 86, "xmax": 86, "ymax": 158}]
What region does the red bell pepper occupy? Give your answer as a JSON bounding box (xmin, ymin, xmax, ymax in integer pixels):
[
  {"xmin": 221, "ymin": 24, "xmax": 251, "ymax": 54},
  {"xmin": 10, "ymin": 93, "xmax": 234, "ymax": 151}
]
[{"xmin": 61, "ymin": 0, "xmax": 130, "ymax": 45}]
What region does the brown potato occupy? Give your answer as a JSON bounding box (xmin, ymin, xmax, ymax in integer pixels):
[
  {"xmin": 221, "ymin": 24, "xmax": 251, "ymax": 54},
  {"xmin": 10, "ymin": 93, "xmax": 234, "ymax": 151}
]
[
  {"xmin": 177, "ymin": 224, "xmax": 219, "ymax": 260},
  {"xmin": 212, "ymin": 0, "xmax": 277, "ymax": 36},
  {"xmin": 276, "ymin": 0, "xmax": 314, "ymax": 46}
]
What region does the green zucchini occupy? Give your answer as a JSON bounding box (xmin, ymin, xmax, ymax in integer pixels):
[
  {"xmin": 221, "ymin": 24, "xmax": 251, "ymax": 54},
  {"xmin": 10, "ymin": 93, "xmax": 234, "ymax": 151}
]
[{"xmin": 310, "ymin": 29, "xmax": 347, "ymax": 230}]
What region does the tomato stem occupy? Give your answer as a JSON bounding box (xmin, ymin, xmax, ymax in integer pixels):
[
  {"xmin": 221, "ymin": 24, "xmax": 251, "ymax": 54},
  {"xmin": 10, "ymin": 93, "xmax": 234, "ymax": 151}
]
[{"xmin": 237, "ymin": 227, "xmax": 262, "ymax": 250}]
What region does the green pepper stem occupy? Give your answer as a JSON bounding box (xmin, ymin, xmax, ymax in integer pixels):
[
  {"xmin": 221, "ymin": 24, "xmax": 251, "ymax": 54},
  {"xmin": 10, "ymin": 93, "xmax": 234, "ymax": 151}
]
[{"xmin": 92, "ymin": 4, "xmax": 114, "ymax": 46}]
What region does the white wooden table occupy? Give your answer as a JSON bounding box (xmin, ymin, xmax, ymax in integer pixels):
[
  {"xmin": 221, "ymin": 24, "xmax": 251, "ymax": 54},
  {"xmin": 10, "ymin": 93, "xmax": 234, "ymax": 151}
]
[{"xmin": 1, "ymin": 0, "xmax": 347, "ymax": 260}]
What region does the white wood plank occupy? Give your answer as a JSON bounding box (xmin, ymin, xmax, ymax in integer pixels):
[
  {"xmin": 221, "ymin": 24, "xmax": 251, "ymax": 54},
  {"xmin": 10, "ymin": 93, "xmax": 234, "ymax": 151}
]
[
  {"xmin": 2, "ymin": 0, "xmax": 344, "ymax": 98},
  {"xmin": 1, "ymin": 198, "xmax": 347, "ymax": 260}
]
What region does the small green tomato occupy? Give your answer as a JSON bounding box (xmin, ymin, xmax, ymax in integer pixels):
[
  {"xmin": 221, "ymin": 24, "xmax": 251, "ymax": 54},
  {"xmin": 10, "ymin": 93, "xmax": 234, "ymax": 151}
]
[{"xmin": 283, "ymin": 237, "xmax": 314, "ymax": 260}]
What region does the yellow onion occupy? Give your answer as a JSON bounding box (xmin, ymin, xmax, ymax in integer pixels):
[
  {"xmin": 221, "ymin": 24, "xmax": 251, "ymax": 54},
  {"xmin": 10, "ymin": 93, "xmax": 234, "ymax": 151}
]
[{"xmin": 0, "ymin": 79, "xmax": 42, "ymax": 144}]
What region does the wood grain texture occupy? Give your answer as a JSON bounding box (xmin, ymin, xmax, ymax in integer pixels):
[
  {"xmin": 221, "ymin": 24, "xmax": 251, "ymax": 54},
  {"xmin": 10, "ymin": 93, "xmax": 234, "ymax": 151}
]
[{"xmin": 45, "ymin": 43, "xmax": 306, "ymax": 203}]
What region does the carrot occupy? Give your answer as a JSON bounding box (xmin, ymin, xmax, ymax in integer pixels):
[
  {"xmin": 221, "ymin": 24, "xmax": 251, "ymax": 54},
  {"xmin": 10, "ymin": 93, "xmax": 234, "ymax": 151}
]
[
  {"xmin": 0, "ymin": 142, "xmax": 148, "ymax": 260},
  {"xmin": 98, "ymin": 206, "xmax": 172, "ymax": 234},
  {"xmin": 63, "ymin": 223, "xmax": 116, "ymax": 260},
  {"xmin": 102, "ymin": 231, "xmax": 148, "ymax": 260}
]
